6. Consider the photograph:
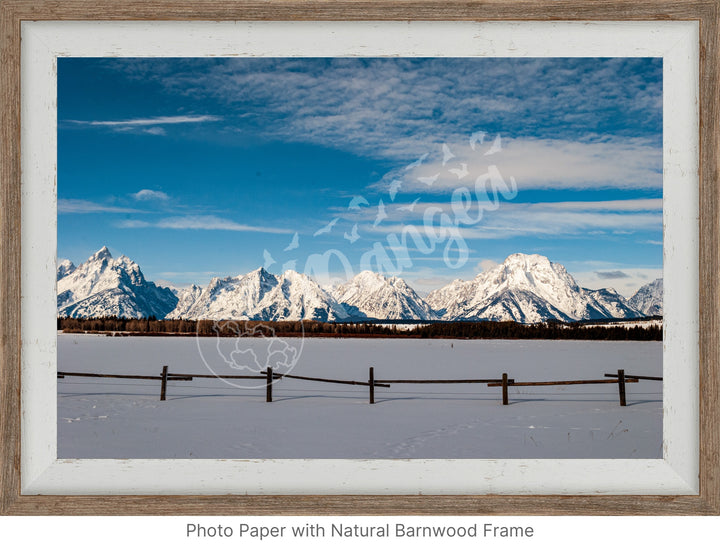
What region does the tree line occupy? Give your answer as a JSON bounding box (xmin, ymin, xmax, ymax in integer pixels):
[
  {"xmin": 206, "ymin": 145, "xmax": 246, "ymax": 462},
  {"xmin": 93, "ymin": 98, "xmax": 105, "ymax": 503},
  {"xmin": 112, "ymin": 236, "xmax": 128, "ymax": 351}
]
[{"xmin": 57, "ymin": 317, "xmax": 662, "ymax": 341}]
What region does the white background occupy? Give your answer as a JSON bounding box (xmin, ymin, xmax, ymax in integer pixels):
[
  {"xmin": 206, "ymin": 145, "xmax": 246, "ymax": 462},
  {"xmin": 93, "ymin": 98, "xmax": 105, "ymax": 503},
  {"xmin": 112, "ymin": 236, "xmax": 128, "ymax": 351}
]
[{"xmin": 1, "ymin": 516, "xmax": 719, "ymax": 551}]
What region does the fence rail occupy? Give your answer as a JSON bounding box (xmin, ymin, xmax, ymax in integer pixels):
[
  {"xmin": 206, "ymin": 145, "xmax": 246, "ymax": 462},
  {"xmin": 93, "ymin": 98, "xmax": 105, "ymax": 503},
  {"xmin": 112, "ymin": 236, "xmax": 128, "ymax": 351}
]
[
  {"xmin": 604, "ymin": 373, "xmax": 663, "ymax": 381},
  {"xmin": 259, "ymin": 370, "xmax": 391, "ymax": 388},
  {"xmin": 57, "ymin": 371, "xmax": 192, "ymax": 381},
  {"xmin": 57, "ymin": 366, "xmax": 661, "ymax": 406}
]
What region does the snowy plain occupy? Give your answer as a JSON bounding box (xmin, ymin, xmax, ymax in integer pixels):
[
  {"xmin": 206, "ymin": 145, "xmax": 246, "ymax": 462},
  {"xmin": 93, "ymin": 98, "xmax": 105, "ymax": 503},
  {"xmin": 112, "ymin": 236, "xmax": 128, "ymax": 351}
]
[{"xmin": 57, "ymin": 333, "xmax": 662, "ymax": 459}]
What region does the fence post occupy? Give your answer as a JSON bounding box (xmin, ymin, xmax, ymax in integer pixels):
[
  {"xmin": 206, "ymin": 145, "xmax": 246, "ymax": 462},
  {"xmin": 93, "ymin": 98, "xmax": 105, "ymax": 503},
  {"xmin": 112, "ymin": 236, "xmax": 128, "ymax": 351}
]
[
  {"xmin": 160, "ymin": 365, "xmax": 168, "ymax": 401},
  {"xmin": 369, "ymin": 366, "xmax": 375, "ymax": 405},
  {"xmin": 266, "ymin": 367, "xmax": 273, "ymax": 403},
  {"xmin": 502, "ymin": 372, "xmax": 509, "ymax": 405},
  {"xmin": 617, "ymin": 369, "xmax": 627, "ymax": 406}
]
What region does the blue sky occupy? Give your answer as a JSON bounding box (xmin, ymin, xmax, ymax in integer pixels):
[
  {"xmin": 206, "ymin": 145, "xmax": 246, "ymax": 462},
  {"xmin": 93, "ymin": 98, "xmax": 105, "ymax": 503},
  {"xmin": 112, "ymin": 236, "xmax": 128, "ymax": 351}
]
[{"xmin": 57, "ymin": 57, "xmax": 662, "ymax": 296}]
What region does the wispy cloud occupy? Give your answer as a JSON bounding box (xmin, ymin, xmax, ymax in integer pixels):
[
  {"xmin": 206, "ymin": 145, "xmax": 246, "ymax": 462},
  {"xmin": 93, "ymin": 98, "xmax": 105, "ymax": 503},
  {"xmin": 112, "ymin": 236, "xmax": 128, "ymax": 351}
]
[
  {"xmin": 66, "ymin": 115, "xmax": 221, "ymax": 127},
  {"xmin": 143, "ymin": 127, "xmax": 167, "ymax": 136},
  {"xmin": 528, "ymin": 199, "xmax": 662, "ymax": 211},
  {"xmin": 352, "ymin": 197, "xmax": 661, "ymax": 227},
  {"xmin": 58, "ymin": 199, "xmax": 146, "ymax": 214},
  {"xmin": 116, "ymin": 220, "xmax": 152, "ymax": 228},
  {"xmin": 105, "ymin": 57, "xmax": 661, "ymax": 162},
  {"xmin": 118, "ymin": 215, "xmax": 293, "ymax": 234},
  {"xmin": 360, "ymin": 198, "xmax": 661, "ymax": 240},
  {"xmin": 384, "ymin": 137, "xmax": 662, "ymax": 193}
]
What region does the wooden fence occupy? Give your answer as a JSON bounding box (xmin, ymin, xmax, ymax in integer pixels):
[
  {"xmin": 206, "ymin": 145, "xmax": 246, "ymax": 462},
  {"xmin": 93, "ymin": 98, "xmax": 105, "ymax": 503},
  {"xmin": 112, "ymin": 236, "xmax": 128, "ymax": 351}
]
[{"xmin": 57, "ymin": 367, "xmax": 660, "ymax": 406}]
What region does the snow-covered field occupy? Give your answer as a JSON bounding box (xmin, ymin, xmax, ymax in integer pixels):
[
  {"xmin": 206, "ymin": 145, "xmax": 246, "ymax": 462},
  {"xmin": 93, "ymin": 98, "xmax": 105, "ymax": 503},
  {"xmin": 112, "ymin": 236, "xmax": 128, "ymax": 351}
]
[
  {"xmin": 58, "ymin": 333, "xmax": 662, "ymax": 459},
  {"xmin": 574, "ymin": 319, "xmax": 662, "ymax": 329}
]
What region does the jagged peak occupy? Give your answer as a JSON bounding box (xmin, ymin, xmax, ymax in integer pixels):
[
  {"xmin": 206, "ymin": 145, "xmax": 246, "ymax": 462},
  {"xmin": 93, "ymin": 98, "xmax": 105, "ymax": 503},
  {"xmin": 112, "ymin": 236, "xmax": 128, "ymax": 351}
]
[
  {"xmin": 115, "ymin": 254, "xmax": 139, "ymax": 267},
  {"xmin": 88, "ymin": 246, "xmax": 112, "ymax": 262},
  {"xmin": 56, "ymin": 258, "xmax": 76, "ymax": 281},
  {"xmin": 243, "ymin": 266, "xmax": 277, "ymax": 281}
]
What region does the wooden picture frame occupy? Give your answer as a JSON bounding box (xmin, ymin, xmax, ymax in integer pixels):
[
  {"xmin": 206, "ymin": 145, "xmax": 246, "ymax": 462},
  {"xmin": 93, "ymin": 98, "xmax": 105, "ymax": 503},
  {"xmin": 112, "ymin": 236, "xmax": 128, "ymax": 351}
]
[{"xmin": 1, "ymin": 0, "xmax": 718, "ymax": 516}]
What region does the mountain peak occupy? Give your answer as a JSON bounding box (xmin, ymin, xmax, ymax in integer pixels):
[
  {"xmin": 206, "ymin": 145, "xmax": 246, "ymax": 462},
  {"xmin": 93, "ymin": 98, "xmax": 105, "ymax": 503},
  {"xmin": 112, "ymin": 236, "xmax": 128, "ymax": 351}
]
[
  {"xmin": 628, "ymin": 277, "xmax": 663, "ymax": 316},
  {"xmin": 333, "ymin": 270, "xmax": 433, "ymax": 320},
  {"xmin": 428, "ymin": 253, "xmax": 644, "ymax": 323},
  {"xmin": 247, "ymin": 266, "xmax": 275, "ymax": 279},
  {"xmin": 57, "ymin": 259, "xmax": 76, "ymax": 281},
  {"xmin": 503, "ymin": 252, "xmax": 552, "ymax": 267},
  {"xmin": 89, "ymin": 246, "xmax": 112, "ymax": 262},
  {"xmin": 57, "ymin": 247, "xmax": 177, "ymax": 319}
]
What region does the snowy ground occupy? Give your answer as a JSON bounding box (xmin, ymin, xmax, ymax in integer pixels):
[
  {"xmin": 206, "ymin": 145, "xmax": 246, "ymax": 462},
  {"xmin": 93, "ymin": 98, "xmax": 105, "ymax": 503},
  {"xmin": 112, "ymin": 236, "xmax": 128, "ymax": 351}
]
[
  {"xmin": 58, "ymin": 333, "xmax": 662, "ymax": 459},
  {"xmin": 570, "ymin": 319, "xmax": 662, "ymax": 329}
]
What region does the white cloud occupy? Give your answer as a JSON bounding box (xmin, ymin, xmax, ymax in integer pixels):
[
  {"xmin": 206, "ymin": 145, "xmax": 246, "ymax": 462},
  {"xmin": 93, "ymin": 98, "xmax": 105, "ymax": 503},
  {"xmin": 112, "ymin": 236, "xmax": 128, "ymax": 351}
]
[
  {"xmin": 396, "ymin": 137, "xmax": 662, "ymax": 192},
  {"xmin": 358, "ymin": 198, "xmax": 661, "ymax": 239},
  {"xmin": 462, "ymin": 211, "xmax": 661, "ymax": 239},
  {"xmin": 531, "ymin": 198, "xmax": 662, "ymax": 211},
  {"xmin": 143, "ymin": 127, "xmax": 167, "ymax": 136},
  {"xmin": 116, "ymin": 220, "xmax": 152, "ymax": 228},
  {"xmin": 155, "ymin": 215, "xmax": 293, "ymax": 234},
  {"xmin": 135, "ymin": 58, "xmax": 661, "ymax": 163},
  {"xmin": 132, "ymin": 189, "xmax": 170, "ymax": 201},
  {"xmin": 67, "ymin": 115, "xmax": 221, "ymax": 127},
  {"xmin": 58, "ymin": 199, "xmax": 145, "ymax": 214}
]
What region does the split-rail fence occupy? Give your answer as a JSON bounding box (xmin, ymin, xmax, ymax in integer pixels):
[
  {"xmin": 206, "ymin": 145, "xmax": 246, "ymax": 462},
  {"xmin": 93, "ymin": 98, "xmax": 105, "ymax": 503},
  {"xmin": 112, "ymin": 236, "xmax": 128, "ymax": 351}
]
[{"xmin": 57, "ymin": 367, "xmax": 658, "ymax": 406}]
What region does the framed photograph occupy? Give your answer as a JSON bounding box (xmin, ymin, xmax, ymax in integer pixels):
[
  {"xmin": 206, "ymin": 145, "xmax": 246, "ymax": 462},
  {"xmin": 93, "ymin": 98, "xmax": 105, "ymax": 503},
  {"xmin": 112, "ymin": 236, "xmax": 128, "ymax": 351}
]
[{"xmin": 1, "ymin": 1, "xmax": 718, "ymax": 515}]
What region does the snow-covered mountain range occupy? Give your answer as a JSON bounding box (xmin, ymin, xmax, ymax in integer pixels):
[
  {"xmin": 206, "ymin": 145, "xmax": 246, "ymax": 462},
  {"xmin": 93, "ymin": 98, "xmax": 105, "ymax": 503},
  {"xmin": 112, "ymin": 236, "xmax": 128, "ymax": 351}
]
[
  {"xmin": 57, "ymin": 247, "xmax": 663, "ymax": 323},
  {"xmin": 166, "ymin": 267, "xmax": 350, "ymax": 322}
]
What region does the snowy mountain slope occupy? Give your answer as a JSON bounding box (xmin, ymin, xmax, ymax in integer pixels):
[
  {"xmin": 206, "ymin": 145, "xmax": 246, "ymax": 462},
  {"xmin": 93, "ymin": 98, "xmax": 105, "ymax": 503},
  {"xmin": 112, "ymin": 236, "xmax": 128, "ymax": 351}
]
[
  {"xmin": 254, "ymin": 270, "xmax": 349, "ymax": 322},
  {"xmin": 332, "ymin": 270, "xmax": 435, "ymax": 320},
  {"xmin": 584, "ymin": 287, "xmax": 644, "ymax": 319},
  {"xmin": 167, "ymin": 268, "xmax": 349, "ymax": 321},
  {"xmin": 57, "ymin": 247, "xmax": 178, "ymax": 319},
  {"xmin": 167, "ymin": 284, "xmax": 203, "ymax": 316},
  {"xmin": 427, "ymin": 253, "xmax": 644, "ymax": 323},
  {"xmin": 456, "ymin": 288, "xmax": 573, "ymax": 323},
  {"xmin": 628, "ymin": 278, "xmax": 663, "ymax": 316}
]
